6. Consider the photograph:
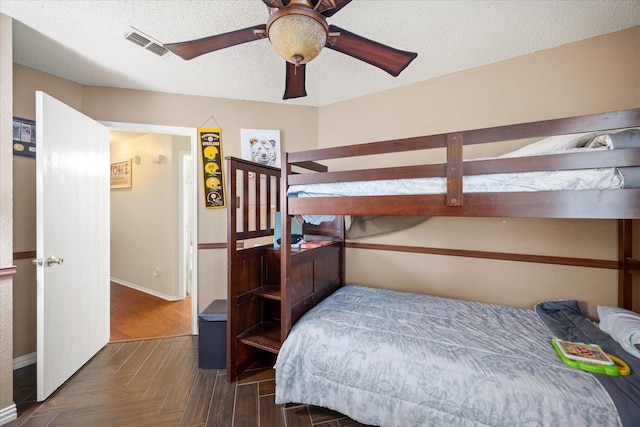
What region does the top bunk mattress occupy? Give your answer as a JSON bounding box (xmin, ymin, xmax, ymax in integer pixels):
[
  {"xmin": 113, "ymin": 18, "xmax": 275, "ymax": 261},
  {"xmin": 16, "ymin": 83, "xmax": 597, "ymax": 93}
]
[{"xmin": 288, "ymin": 163, "xmax": 624, "ymax": 198}]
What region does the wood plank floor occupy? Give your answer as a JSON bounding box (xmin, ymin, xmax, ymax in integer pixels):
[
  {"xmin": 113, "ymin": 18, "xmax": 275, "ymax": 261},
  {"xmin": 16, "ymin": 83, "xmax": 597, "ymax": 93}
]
[
  {"xmin": 9, "ymin": 336, "xmax": 371, "ymax": 427},
  {"xmin": 110, "ymin": 282, "xmax": 192, "ymax": 342}
]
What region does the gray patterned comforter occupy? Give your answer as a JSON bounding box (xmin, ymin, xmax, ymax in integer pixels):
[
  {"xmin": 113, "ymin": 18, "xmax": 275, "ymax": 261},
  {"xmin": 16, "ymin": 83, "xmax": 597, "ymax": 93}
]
[{"xmin": 274, "ymin": 285, "xmax": 622, "ymax": 426}]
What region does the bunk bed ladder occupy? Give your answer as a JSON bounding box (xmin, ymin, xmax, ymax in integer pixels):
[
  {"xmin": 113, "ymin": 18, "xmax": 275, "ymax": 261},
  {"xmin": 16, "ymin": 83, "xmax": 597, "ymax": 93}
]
[
  {"xmin": 227, "ymin": 157, "xmax": 282, "ymax": 382},
  {"xmin": 226, "ymin": 156, "xmax": 345, "ymax": 383}
]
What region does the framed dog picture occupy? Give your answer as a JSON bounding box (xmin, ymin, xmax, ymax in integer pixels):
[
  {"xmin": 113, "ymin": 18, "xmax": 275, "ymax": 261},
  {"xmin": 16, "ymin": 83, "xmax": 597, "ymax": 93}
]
[{"xmin": 240, "ymin": 129, "xmax": 281, "ymax": 168}]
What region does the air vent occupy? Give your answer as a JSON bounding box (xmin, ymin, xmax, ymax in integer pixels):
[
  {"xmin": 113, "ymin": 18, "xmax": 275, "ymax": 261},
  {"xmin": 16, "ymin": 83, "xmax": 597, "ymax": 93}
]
[
  {"xmin": 125, "ymin": 28, "xmax": 170, "ymax": 57},
  {"xmin": 125, "ymin": 32, "xmax": 151, "ymax": 47},
  {"xmin": 145, "ymin": 42, "xmax": 169, "ymax": 56}
]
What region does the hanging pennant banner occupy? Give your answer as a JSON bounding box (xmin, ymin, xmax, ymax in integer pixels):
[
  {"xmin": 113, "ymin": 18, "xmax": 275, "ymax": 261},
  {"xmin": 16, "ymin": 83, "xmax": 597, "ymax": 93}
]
[{"xmin": 199, "ymin": 128, "xmax": 226, "ymax": 208}]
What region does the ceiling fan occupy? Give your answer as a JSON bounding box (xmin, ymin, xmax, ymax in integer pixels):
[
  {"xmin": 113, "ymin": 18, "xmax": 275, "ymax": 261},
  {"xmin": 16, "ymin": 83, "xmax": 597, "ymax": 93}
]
[{"xmin": 163, "ymin": 0, "xmax": 418, "ymax": 100}]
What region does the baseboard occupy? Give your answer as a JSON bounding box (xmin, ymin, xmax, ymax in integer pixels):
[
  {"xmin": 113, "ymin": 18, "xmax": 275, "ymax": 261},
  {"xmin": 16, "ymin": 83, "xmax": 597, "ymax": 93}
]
[
  {"xmin": 13, "ymin": 352, "xmax": 36, "ymax": 370},
  {"xmin": 0, "ymin": 404, "xmax": 17, "ymax": 426},
  {"xmin": 110, "ymin": 278, "xmax": 181, "ymax": 301}
]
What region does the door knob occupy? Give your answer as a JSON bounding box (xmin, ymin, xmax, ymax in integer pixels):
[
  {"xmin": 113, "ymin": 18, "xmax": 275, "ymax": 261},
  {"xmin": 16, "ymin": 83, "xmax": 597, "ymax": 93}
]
[
  {"xmin": 46, "ymin": 256, "xmax": 64, "ymax": 266},
  {"xmin": 32, "ymin": 259, "xmax": 43, "ymax": 267}
]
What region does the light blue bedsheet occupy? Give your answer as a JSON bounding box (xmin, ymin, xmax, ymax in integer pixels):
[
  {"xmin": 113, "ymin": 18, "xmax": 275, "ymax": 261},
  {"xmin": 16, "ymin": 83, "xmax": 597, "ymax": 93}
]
[{"xmin": 275, "ymin": 285, "xmax": 622, "ymax": 426}]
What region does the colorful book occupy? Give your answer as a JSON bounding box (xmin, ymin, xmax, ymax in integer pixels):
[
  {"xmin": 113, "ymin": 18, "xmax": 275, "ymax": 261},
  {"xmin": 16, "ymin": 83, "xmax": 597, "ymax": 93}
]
[
  {"xmin": 553, "ymin": 338, "xmax": 614, "ymax": 365},
  {"xmin": 551, "ymin": 338, "xmax": 626, "ymax": 376}
]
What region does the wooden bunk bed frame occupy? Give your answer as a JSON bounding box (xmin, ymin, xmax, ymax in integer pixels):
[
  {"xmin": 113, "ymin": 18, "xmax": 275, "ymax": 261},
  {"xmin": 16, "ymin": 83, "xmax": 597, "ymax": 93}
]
[
  {"xmin": 285, "ymin": 108, "xmax": 640, "ymax": 219},
  {"xmin": 227, "ymin": 108, "xmax": 640, "ymax": 382}
]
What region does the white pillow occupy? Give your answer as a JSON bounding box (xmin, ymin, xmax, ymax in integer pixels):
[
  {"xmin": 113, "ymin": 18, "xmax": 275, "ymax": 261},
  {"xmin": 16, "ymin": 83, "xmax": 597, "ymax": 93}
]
[
  {"xmin": 499, "ymin": 132, "xmax": 595, "ymax": 158},
  {"xmin": 598, "ymin": 305, "xmax": 640, "ymax": 359}
]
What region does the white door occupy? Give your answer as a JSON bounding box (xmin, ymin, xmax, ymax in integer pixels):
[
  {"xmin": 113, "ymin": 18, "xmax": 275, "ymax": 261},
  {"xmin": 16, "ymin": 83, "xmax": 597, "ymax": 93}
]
[{"xmin": 35, "ymin": 91, "xmax": 110, "ymax": 401}]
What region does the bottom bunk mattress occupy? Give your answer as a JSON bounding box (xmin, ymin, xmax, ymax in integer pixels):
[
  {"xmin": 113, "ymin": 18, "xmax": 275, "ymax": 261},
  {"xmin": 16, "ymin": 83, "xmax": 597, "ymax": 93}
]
[{"xmin": 274, "ymin": 285, "xmax": 639, "ymax": 426}]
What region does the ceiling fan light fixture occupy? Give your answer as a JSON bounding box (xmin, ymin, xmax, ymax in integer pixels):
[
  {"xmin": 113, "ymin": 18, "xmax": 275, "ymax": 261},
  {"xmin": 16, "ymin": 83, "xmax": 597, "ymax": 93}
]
[
  {"xmin": 163, "ymin": 0, "xmax": 417, "ymax": 100},
  {"xmin": 267, "ymin": 8, "xmax": 328, "ymax": 66}
]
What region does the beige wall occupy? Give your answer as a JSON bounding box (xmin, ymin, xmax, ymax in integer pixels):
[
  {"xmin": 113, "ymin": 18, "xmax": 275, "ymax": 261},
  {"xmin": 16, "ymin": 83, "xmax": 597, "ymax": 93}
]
[
  {"xmin": 1, "ymin": 13, "xmax": 16, "ymax": 422},
  {"xmin": 110, "ymin": 134, "xmax": 190, "ymax": 298},
  {"xmin": 319, "ymin": 27, "xmax": 640, "ymax": 146},
  {"xmin": 318, "ymin": 27, "xmax": 640, "ymax": 317}
]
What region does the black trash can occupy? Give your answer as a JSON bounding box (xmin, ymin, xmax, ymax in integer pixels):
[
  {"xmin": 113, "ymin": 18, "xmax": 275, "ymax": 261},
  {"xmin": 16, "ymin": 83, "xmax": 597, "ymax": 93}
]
[{"xmin": 198, "ymin": 299, "xmax": 227, "ymax": 369}]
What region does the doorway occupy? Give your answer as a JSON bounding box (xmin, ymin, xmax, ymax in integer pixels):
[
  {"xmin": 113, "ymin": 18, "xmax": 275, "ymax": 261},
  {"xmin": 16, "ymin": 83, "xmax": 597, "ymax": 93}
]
[{"xmin": 103, "ymin": 121, "xmax": 199, "ymax": 338}]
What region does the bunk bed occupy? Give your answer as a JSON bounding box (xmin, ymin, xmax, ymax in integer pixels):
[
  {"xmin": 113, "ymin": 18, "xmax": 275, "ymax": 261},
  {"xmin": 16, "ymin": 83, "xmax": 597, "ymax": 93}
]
[{"xmin": 269, "ymin": 108, "xmax": 640, "ymax": 426}]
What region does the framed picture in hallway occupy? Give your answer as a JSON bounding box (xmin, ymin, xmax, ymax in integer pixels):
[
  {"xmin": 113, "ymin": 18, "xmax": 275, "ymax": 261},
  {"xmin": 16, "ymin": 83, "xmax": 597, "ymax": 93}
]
[{"xmin": 110, "ymin": 159, "xmax": 132, "ymax": 189}]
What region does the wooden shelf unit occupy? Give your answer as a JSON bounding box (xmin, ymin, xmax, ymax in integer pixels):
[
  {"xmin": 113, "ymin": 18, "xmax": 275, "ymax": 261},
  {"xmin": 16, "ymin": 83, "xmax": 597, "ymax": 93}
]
[{"xmin": 226, "ymin": 157, "xmax": 345, "ymax": 382}]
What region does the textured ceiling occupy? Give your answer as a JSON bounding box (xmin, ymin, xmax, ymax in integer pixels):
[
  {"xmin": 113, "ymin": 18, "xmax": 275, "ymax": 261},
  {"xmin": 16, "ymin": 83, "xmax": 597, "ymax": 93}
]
[{"xmin": 1, "ymin": 0, "xmax": 639, "ymax": 107}]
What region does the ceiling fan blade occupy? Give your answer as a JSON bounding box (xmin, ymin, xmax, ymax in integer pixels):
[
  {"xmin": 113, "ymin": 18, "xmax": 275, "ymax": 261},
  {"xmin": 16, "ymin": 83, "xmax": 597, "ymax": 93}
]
[
  {"xmin": 283, "ymin": 62, "xmax": 307, "ymax": 99},
  {"xmin": 164, "ymin": 25, "xmax": 266, "ymax": 60},
  {"xmin": 262, "ymin": 0, "xmax": 351, "ymax": 15},
  {"xmin": 319, "ymin": 0, "xmax": 353, "ymax": 17},
  {"xmin": 326, "ymin": 25, "xmax": 417, "ymax": 76},
  {"xmin": 262, "ymin": 0, "xmax": 286, "ymax": 8}
]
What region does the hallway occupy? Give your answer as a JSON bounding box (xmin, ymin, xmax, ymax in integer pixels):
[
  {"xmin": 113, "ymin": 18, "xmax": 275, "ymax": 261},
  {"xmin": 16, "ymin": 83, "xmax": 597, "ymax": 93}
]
[{"xmin": 110, "ymin": 282, "xmax": 192, "ymax": 342}]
